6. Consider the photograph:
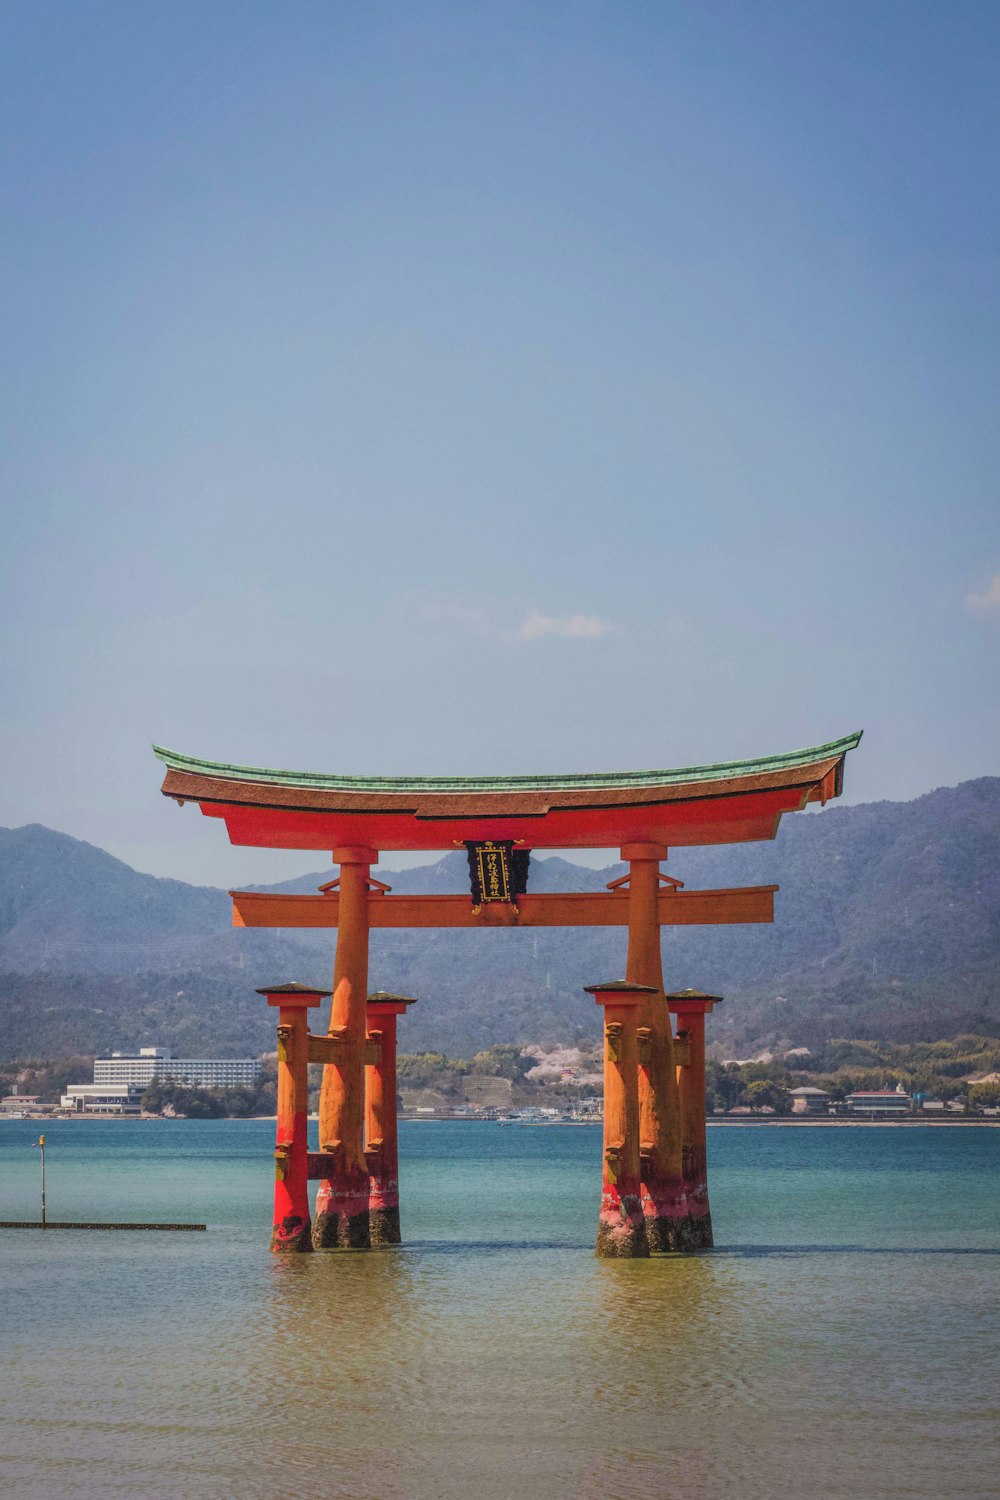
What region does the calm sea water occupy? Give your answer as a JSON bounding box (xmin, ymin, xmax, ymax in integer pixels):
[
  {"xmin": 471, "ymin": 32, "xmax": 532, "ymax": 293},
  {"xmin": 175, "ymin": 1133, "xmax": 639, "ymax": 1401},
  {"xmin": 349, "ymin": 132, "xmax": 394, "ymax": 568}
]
[{"xmin": 1, "ymin": 1120, "xmax": 998, "ymax": 1500}]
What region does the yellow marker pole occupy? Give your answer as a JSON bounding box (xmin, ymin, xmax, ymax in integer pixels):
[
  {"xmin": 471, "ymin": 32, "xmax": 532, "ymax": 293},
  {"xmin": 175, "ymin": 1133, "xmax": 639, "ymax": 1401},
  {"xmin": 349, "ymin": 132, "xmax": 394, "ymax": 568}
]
[{"xmin": 35, "ymin": 1135, "xmax": 46, "ymax": 1228}]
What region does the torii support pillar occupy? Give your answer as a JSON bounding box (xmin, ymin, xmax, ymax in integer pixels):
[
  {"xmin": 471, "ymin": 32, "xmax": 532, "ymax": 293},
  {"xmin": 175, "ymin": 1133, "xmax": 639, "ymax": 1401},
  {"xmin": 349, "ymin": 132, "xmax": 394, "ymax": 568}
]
[
  {"xmin": 620, "ymin": 843, "xmax": 695, "ymax": 1252},
  {"xmin": 585, "ymin": 981, "xmax": 656, "ymax": 1258},
  {"xmin": 314, "ymin": 846, "xmax": 377, "ymax": 1249},
  {"xmin": 365, "ymin": 991, "xmax": 417, "ymax": 1245},
  {"xmin": 258, "ymin": 982, "xmax": 329, "ymax": 1254},
  {"xmin": 667, "ymin": 989, "xmax": 722, "ymax": 1250}
]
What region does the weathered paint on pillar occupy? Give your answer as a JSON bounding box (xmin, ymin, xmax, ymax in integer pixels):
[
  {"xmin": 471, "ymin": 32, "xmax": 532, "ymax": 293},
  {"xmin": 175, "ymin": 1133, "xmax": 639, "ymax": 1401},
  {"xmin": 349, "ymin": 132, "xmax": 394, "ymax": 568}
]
[
  {"xmin": 258, "ymin": 983, "xmax": 328, "ymax": 1253},
  {"xmin": 314, "ymin": 846, "xmax": 377, "ymax": 1249},
  {"xmin": 365, "ymin": 992, "xmax": 417, "ymax": 1245},
  {"xmin": 620, "ymin": 842, "xmax": 694, "ymax": 1252},
  {"xmin": 585, "ymin": 981, "xmax": 654, "ymax": 1258},
  {"xmin": 667, "ymin": 989, "xmax": 722, "ymax": 1250}
]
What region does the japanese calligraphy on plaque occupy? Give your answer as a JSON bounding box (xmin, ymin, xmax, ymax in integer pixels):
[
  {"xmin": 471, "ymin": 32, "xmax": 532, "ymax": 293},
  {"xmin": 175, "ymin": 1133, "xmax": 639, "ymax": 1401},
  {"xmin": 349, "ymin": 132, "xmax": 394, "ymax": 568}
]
[{"xmin": 464, "ymin": 841, "xmax": 530, "ymax": 909}]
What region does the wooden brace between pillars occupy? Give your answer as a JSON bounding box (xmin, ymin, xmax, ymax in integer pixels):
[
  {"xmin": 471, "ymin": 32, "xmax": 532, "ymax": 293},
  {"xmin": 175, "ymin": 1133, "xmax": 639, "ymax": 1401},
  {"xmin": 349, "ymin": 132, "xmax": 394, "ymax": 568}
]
[{"xmin": 308, "ymin": 1033, "xmax": 380, "ymax": 1065}]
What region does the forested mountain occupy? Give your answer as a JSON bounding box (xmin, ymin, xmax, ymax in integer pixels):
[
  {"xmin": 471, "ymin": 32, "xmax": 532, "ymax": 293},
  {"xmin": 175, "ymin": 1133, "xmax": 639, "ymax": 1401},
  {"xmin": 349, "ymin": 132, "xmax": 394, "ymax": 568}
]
[{"xmin": 1, "ymin": 776, "xmax": 998, "ymax": 1060}]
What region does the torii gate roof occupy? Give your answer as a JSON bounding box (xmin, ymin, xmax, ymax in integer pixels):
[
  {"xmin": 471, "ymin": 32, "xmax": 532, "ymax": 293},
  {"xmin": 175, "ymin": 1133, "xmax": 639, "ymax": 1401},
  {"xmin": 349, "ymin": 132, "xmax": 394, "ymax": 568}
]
[{"xmin": 154, "ymin": 731, "xmax": 861, "ymax": 852}]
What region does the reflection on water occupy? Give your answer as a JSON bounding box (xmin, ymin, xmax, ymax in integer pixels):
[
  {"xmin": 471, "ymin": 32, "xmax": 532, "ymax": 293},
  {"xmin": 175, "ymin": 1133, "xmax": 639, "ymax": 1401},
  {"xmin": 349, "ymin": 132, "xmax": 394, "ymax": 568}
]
[{"xmin": 1, "ymin": 1121, "xmax": 998, "ymax": 1499}]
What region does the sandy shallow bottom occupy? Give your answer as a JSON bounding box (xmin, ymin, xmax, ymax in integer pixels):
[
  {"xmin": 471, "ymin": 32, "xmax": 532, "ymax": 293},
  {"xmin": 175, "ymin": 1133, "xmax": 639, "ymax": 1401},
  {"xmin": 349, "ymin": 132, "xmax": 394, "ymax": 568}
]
[{"xmin": 1, "ymin": 1119, "xmax": 998, "ymax": 1500}]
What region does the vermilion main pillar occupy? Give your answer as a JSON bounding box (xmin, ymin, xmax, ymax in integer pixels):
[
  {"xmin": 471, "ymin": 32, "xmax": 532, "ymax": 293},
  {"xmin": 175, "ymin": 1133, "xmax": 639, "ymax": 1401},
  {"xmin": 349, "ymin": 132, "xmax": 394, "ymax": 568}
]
[
  {"xmin": 314, "ymin": 846, "xmax": 376, "ymax": 1249},
  {"xmin": 365, "ymin": 991, "xmax": 416, "ymax": 1245},
  {"xmin": 621, "ymin": 842, "xmax": 695, "ymax": 1252},
  {"xmin": 259, "ymin": 982, "xmax": 328, "ymax": 1253},
  {"xmin": 667, "ymin": 989, "xmax": 721, "ymax": 1250},
  {"xmin": 586, "ymin": 981, "xmax": 654, "ymax": 1258}
]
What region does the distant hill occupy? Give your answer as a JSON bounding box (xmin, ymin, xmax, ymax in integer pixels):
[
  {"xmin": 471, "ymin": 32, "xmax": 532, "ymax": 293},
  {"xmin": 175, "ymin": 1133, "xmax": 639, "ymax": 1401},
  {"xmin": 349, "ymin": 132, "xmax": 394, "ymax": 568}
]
[
  {"xmin": 0, "ymin": 824, "xmax": 320, "ymax": 1057},
  {"xmin": 1, "ymin": 777, "xmax": 998, "ymax": 1059}
]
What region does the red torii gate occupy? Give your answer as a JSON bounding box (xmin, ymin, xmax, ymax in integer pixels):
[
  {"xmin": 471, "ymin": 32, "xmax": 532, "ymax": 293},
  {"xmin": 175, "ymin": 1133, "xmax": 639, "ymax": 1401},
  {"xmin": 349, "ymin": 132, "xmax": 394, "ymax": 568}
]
[{"xmin": 155, "ymin": 730, "xmax": 861, "ymax": 1257}]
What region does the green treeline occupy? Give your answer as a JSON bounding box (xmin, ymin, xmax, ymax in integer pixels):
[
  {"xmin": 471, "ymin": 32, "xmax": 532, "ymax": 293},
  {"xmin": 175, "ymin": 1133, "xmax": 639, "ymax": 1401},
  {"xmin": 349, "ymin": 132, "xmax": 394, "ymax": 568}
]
[
  {"xmin": 707, "ymin": 1034, "xmax": 1000, "ymax": 1113},
  {"xmin": 396, "ymin": 1044, "xmax": 537, "ymax": 1088},
  {"xmin": 141, "ymin": 1045, "xmax": 541, "ymax": 1116},
  {"xmin": 139, "ymin": 1068, "xmax": 278, "ymax": 1118}
]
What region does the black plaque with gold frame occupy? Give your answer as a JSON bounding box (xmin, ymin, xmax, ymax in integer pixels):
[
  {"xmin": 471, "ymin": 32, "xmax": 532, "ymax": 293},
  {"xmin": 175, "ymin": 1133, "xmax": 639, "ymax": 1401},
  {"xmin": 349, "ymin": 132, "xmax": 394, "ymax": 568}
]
[{"xmin": 464, "ymin": 841, "xmax": 530, "ymax": 909}]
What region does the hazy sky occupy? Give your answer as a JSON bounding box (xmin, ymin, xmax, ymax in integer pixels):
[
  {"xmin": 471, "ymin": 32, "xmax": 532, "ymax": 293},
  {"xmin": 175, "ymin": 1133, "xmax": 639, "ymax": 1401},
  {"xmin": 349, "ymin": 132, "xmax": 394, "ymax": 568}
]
[{"xmin": 2, "ymin": 1, "xmax": 998, "ymax": 887}]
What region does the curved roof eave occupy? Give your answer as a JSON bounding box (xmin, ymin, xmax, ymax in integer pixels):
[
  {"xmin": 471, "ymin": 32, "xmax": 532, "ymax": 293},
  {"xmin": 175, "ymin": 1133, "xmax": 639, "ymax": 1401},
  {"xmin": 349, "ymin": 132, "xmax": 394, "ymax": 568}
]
[{"xmin": 152, "ymin": 731, "xmax": 862, "ymax": 796}]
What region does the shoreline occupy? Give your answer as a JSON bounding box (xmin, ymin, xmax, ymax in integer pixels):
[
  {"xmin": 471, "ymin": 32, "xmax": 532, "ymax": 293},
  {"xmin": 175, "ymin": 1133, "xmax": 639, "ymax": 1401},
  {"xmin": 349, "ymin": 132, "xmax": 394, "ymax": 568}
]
[
  {"xmin": 5, "ymin": 1113, "xmax": 997, "ymax": 1128},
  {"xmin": 705, "ymin": 1116, "xmax": 1000, "ymax": 1128}
]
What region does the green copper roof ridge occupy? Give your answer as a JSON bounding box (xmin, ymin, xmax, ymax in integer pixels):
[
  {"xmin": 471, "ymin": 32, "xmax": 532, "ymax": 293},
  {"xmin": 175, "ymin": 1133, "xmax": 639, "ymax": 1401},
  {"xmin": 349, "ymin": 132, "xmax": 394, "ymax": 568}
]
[{"xmin": 152, "ymin": 730, "xmax": 862, "ymax": 794}]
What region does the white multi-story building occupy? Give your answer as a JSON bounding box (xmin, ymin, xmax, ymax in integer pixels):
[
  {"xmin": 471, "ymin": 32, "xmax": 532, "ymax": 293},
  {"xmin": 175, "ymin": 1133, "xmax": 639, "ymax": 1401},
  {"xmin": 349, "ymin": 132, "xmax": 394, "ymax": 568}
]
[
  {"xmin": 94, "ymin": 1047, "xmax": 261, "ymax": 1090},
  {"xmin": 846, "ymin": 1086, "xmax": 912, "ymax": 1117}
]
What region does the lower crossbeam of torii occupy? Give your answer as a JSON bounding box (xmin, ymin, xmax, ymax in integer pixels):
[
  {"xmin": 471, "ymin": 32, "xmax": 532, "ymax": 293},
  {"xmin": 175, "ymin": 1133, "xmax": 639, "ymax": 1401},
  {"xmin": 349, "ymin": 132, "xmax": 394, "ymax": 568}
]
[{"xmin": 154, "ymin": 730, "xmax": 861, "ymax": 1257}]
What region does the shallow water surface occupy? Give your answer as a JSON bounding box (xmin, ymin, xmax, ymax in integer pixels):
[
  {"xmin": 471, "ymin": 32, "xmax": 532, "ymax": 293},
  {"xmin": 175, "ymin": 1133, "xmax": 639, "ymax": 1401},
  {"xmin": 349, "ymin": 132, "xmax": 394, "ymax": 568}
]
[{"xmin": 1, "ymin": 1121, "xmax": 998, "ymax": 1499}]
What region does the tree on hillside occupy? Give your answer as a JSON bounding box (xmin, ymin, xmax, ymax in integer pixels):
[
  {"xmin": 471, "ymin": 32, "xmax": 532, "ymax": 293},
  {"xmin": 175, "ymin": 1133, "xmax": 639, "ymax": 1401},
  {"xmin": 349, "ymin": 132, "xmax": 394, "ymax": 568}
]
[
  {"xmin": 742, "ymin": 1079, "xmax": 793, "ymax": 1115},
  {"xmin": 470, "ymin": 1045, "xmax": 534, "ymax": 1081},
  {"xmin": 140, "ymin": 1076, "xmax": 165, "ymax": 1113},
  {"xmin": 706, "ymin": 1062, "xmax": 743, "ymax": 1112},
  {"xmin": 397, "ymin": 1052, "xmax": 467, "ymax": 1090}
]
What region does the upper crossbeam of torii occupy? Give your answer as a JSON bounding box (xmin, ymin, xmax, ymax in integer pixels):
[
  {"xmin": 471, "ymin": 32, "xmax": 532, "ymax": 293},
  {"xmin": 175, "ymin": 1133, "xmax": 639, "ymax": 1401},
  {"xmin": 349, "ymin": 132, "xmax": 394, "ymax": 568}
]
[
  {"xmin": 154, "ymin": 730, "xmax": 861, "ymax": 852},
  {"xmin": 153, "ymin": 730, "xmax": 861, "ymax": 1258}
]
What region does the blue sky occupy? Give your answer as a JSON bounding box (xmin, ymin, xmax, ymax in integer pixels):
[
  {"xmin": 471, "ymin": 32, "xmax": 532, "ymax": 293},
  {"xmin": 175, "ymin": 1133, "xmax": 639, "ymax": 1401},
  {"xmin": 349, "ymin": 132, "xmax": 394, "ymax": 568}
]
[{"xmin": 1, "ymin": 1, "xmax": 998, "ymax": 885}]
